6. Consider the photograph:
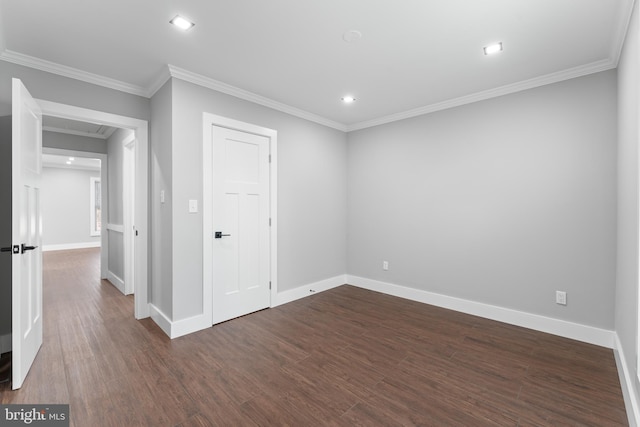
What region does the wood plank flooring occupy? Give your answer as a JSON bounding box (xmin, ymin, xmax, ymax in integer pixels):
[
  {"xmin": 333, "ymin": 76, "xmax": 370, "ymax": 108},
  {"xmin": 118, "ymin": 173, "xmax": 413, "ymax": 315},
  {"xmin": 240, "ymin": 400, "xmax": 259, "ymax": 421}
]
[{"xmin": 0, "ymin": 248, "xmax": 628, "ymax": 426}]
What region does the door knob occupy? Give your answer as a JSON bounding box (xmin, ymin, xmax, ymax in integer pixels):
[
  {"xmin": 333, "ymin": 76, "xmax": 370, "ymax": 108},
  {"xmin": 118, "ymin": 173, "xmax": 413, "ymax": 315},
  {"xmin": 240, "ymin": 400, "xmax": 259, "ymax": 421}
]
[
  {"xmin": 214, "ymin": 232, "xmax": 231, "ymax": 239},
  {"xmin": 21, "ymin": 244, "xmax": 38, "ymax": 254}
]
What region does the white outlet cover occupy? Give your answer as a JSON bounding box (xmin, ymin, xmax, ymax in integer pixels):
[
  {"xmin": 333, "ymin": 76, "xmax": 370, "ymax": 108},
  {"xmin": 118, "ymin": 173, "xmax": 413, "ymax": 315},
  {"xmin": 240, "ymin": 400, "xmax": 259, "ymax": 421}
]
[{"xmin": 189, "ymin": 199, "xmax": 198, "ymax": 213}]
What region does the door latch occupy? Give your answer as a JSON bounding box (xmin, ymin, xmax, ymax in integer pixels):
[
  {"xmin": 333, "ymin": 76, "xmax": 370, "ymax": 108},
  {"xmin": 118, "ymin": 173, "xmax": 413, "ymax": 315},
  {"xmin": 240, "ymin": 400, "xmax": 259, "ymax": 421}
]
[{"xmin": 214, "ymin": 232, "xmax": 231, "ymax": 239}]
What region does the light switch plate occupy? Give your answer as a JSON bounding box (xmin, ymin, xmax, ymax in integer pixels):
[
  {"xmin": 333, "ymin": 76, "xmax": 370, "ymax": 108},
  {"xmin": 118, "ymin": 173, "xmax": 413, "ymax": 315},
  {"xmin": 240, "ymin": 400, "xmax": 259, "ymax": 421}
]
[{"xmin": 188, "ymin": 199, "xmax": 198, "ymax": 213}]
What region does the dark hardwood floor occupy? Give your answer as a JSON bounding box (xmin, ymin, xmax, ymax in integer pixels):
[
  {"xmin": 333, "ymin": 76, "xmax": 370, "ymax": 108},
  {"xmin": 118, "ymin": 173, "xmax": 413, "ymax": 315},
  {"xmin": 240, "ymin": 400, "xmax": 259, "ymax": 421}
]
[{"xmin": 0, "ymin": 248, "xmax": 628, "ymax": 426}]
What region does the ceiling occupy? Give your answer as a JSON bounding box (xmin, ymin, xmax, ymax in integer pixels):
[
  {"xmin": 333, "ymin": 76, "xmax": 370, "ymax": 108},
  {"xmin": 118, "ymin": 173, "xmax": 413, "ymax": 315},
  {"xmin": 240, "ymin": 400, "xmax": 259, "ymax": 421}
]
[{"xmin": 0, "ymin": 0, "xmax": 634, "ymax": 131}]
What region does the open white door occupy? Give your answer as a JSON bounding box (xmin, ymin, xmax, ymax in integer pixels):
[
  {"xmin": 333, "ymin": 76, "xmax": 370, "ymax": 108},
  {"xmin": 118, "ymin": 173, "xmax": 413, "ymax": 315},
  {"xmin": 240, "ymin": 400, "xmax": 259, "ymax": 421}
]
[{"xmin": 11, "ymin": 78, "xmax": 43, "ymax": 390}]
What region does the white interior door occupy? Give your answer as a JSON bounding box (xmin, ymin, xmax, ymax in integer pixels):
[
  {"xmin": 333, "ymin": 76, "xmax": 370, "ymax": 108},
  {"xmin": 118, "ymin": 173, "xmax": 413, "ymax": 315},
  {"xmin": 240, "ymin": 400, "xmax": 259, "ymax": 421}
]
[
  {"xmin": 212, "ymin": 126, "xmax": 270, "ymax": 324},
  {"xmin": 11, "ymin": 78, "xmax": 43, "ymax": 390}
]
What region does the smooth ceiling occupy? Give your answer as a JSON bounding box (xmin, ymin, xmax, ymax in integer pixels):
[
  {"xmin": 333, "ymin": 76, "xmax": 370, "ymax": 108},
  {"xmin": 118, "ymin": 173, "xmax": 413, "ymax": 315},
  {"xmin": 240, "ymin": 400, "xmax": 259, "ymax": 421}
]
[{"xmin": 0, "ymin": 0, "xmax": 634, "ymax": 130}]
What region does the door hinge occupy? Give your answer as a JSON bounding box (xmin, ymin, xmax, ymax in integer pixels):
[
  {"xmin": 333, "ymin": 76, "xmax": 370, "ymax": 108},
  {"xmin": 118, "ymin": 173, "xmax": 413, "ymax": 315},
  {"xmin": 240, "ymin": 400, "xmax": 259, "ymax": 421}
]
[
  {"xmin": 269, "ymin": 281, "xmax": 272, "ymax": 290},
  {"xmin": 269, "ymin": 154, "xmax": 271, "ymax": 163},
  {"xmin": 269, "ymin": 218, "xmax": 271, "ymax": 226}
]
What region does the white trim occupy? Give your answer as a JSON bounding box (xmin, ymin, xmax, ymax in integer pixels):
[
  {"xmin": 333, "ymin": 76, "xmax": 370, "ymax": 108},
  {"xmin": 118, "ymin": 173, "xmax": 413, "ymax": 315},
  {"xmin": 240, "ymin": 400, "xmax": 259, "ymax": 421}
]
[
  {"xmin": 149, "ymin": 304, "xmax": 172, "ymax": 338},
  {"xmin": 106, "ymin": 223, "xmax": 124, "ymax": 233},
  {"xmin": 615, "ymin": 334, "xmax": 640, "ymax": 427},
  {"xmin": 347, "ymin": 275, "xmax": 616, "ymax": 348},
  {"xmin": 274, "ymin": 275, "xmax": 347, "ymax": 307},
  {"xmin": 106, "ymin": 270, "xmax": 125, "ymax": 295},
  {"xmin": 146, "ymin": 67, "xmax": 172, "ymax": 98},
  {"xmin": 89, "ymin": 177, "xmax": 101, "ymax": 237},
  {"xmin": 611, "ymin": 0, "xmax": 638, "ymax": 68},
  {"xmin": 0, "ymin": 50, "xmax": 149, "ymax": 97},
  {"xmin": 347, "ymin": 59, "xmax": 616, "ymax": 132},
  {"xmin": 1, "ymin": 50, "xmax": 628, "ymax": 133},
  {"xmin": 172, "ymin": 65, "xmax": 346, "ymax": 131},
  {"xmin": 0, "ymin": 334, "xmax": 12, "ymax": 354},
  {"xmin": 202, "ymin": 113, "xmax": 278, "ymax": 328},
  {"xmin": 43, "ymin": 241, "xmax": 100, "ymax": 252},
  {"xmin": 636, "ymin": 0, "xmax": 640, "ymax": 385},
  {"xmin": 37, "ymin": 100, "xmax": 150, "ymax": 320},
  {"xmin": 148, "ymin": 304, "xmax": 211, "ymax": 339},
  {"xmin": 170, "ymin": 314, "xmax": 211, "ymax": 339}
]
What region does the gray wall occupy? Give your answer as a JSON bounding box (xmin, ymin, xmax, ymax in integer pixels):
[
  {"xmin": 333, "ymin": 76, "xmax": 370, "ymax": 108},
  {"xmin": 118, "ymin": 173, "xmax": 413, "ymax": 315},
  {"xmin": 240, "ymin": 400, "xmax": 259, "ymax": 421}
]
[
  {"xmin": 41, "ymin": 167, "xmax": 101, "ymax": 247},
  {"xmin": 0, "ymin": 116, "xmax": 11, "ymax": 340},
  {"xmin": 616, "ymin": 0, "xmax": 640, "ymax": 406},
  {"xmin": 106, "ymin": 128, "xmax": 130, "ymax": 281},
  {"xmin": 347, "ymin": 70, "xmax": 618, "ymax": 330},
  {"xmin": 43, "ymin": 131, "xmax": 107, "ymax": 154},
  {"xmin": 156, "ymin": 78, "xmax": 347, "ymax": 321},
  {"xmin": 150, "ymin": 80, "xmax": 173, "ymax": 316}
]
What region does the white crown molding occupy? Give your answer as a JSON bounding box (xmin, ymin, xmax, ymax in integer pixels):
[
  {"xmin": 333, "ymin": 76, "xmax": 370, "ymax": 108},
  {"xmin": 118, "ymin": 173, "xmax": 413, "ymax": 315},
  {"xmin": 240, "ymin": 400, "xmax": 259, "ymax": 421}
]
[
  {"xmin": 611, "ymin": 0, "xmax": 637, "ymax": 68},
  {"xmin": 146, "ymin": 66, "xmax": 172, "ymax": 98},
  {"xmin": 0, "ymin": 41, "xmax": 624, "ymax": 133},
  {"xmin": 0, "ymin": 49, "xmax": 149, "ymax": 97},
  {"xmin": 167, "ymin": 65, "xmax": 348, "ymax": 132},
  {"xmin": 347, "ymin": 58, "xmax": 617, "ymax": 132}
]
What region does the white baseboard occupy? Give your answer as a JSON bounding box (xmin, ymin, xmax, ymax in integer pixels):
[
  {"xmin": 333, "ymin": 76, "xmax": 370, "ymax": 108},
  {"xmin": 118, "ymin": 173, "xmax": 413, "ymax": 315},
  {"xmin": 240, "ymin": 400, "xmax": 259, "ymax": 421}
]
[
  {"xmin": 106, "ymin": 271, "xmax": 125, "ymax": 295},
  {"xmin": 0, "ymin": 333, "xmax": 11, "ymax": 354},
  {"xmin": 149, "ymin": 304, "xmax": 172, "ymax": 337},
  {"xmin": 151, "ymin": 275, "xmax": 347, "ymax": 340},
  {"xmin": 614, "ymin": 334, "xmax": 640, "ymax": 427},
  {"xmin": 43, "ymin": 241, "xmax": 100, "ymax": 252},
  {"xmin": 274, "ymin": 275, "xmax": 347, "ymax": 306},
  {"xmin": 149, "ymin": 303, "xmax": 211, "ymax": 339},
  {"xmin": 346, "ymin": 275, "xmax": 615, "ymax": 349}
]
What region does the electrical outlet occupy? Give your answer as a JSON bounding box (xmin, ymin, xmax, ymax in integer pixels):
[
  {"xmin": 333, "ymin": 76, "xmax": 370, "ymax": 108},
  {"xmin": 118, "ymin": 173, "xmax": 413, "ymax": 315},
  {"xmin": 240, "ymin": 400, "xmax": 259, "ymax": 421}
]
[
  {"xmin": 383, "ymin": 261, "xmax": 389, "ymax": 271},
  {"xmin": 556, "ymin": 291, "xmax": 567, "ymax": 306}
]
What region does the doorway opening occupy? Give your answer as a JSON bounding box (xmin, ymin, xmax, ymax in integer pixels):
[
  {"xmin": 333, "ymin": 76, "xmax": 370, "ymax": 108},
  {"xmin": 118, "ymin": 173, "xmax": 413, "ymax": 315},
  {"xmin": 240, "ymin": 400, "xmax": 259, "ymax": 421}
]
[
  {"xmin": 41, "ymin": 148, "xmax": 107, "ymax": 279},
  {"xmin": 36, "ymin": 99, "xmax": 149, "ymax": 319}
]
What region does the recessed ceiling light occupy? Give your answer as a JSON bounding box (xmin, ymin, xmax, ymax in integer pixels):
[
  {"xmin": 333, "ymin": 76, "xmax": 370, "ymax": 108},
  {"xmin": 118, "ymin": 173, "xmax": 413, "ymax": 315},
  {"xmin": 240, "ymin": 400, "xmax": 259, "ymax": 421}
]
[
  {"xmin": 69, "ymin": 157, "xmax": 75, "ymax": 161},
  {"xmin": 342, "ymin": 96, "xmax": 356, "ymax": 103},
  {"xmin": 484, "ymin": 42, "xmax": 503, "ymax": 55},
  {"xmin": 66, "ymin": 161, "xmax": 71, "ymax": 165},
  {"xmin": 170, "ymin": 15, "xmax": 195, "ymax": 31}
]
